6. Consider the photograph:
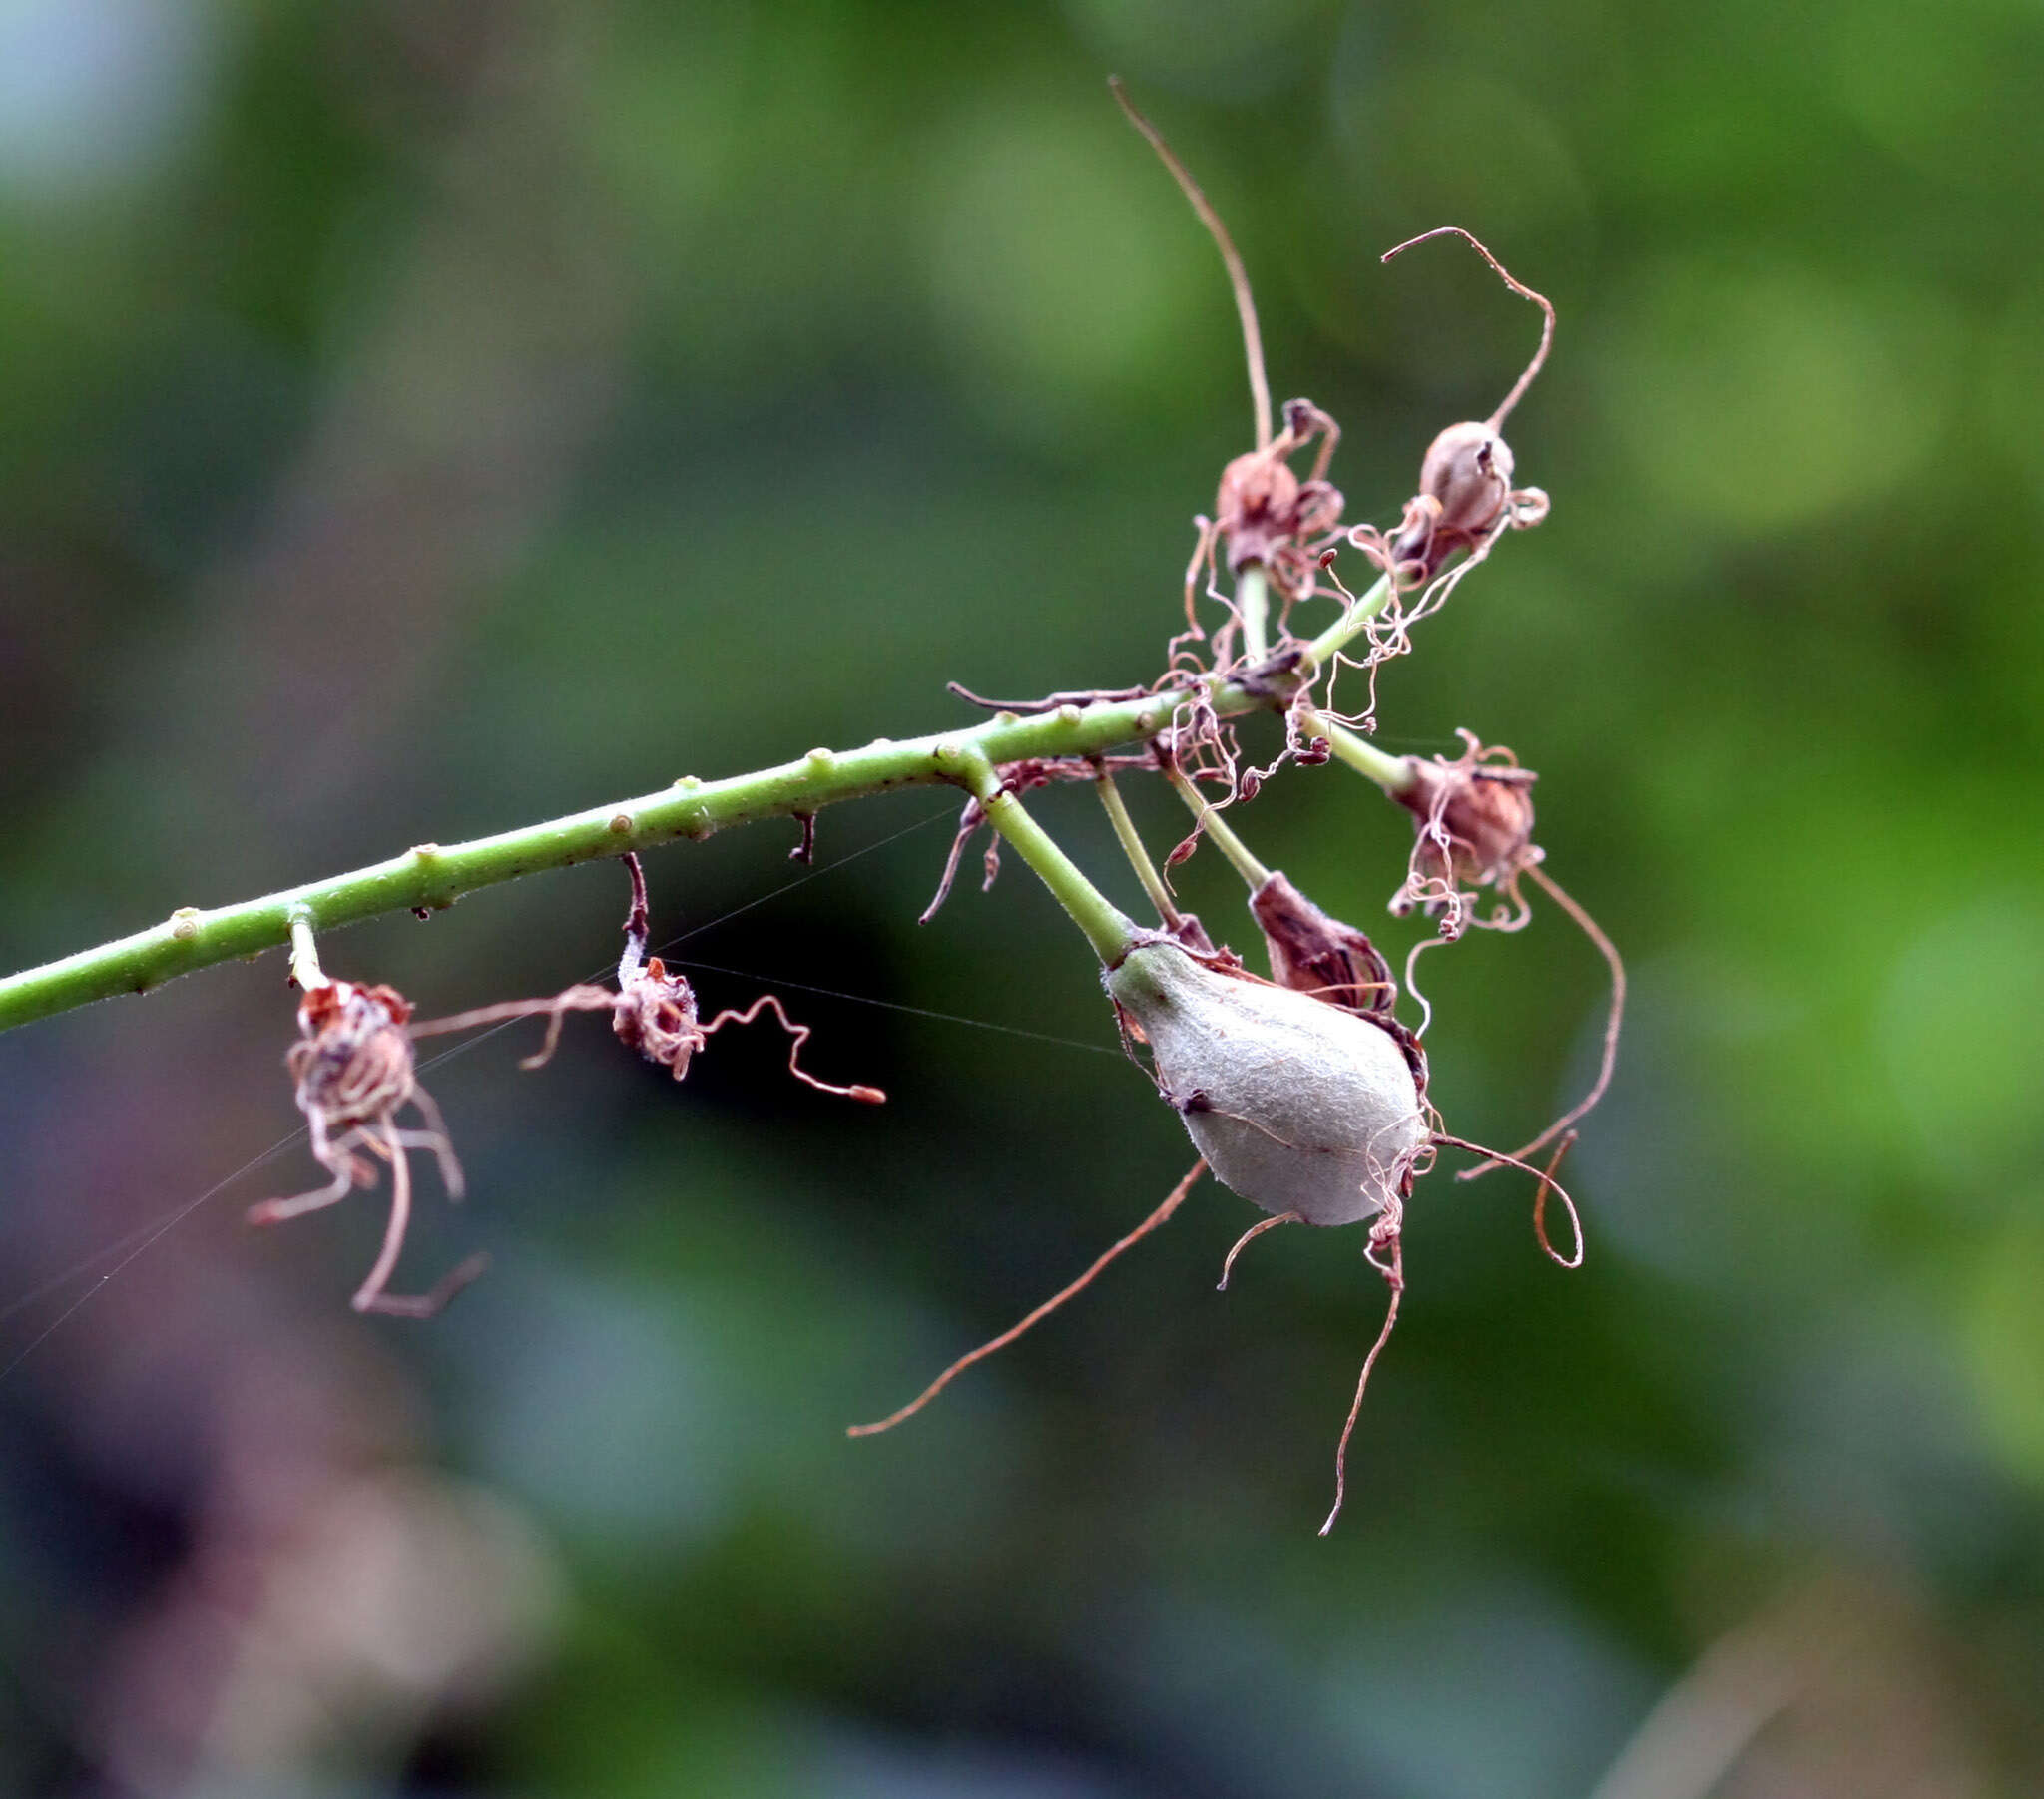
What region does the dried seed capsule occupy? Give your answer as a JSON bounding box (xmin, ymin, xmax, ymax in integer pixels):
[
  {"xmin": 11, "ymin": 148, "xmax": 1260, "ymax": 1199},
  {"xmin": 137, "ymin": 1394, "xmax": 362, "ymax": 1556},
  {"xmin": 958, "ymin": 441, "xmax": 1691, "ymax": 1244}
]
[
  {"xmin": 1388, "ymin": 730, "xmax": 1541, "ymax": 931},
  {"xmin": 1424, "ymin": 419, "xmax": 1512, "ymax": 535},
  {"xmin": 1106, "ymin": 941, "xmax": 1426, "ymax": 1226}
]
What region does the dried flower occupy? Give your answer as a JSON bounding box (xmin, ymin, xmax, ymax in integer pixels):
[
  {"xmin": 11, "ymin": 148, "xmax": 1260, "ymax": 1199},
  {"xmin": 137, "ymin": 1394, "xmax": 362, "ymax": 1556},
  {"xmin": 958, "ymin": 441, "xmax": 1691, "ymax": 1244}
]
[
  {"xmin": 1250, "ymin": 870, "xmax": 1398, "ymax": 1018},
  {"xmin": 249, "ymin": 978, "xmax": 483, "ymax": 1317},
  {"xmin": 411, "ymin": 854, "xmax": 883, "ymax": 1103},
  {"xmin": 1390, "ymin": 729, "xmax": 1543, "ymax": 936}
]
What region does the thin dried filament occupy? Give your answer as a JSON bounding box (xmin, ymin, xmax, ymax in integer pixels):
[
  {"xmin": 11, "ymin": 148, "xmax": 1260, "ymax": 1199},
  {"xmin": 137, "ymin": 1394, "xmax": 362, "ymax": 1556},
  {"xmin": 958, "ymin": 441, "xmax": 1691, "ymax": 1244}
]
[
  {"xmin": 847, "ymin": 1159, "xmax": 1206, "ymax": 1438},
  {"xmin": 699, "ymin": 994, "xmax": 884, "ymax": 1104}
]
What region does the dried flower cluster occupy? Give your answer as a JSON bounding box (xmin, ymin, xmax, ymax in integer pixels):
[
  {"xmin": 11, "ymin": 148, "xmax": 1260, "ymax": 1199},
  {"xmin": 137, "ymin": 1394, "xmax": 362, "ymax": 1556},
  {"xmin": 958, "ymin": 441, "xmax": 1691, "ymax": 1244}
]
[
  {"xmin": 257, "ymin": 854, "xmax": 880, "ymax": 1312},
  {"xmin": 248, "ymin": 979, "xmax": 482, "ymax": 1318},
  {"xmin": 242, "ymin": 84, "xmax": 1617, "ymax": 1536},
  {"xmin": 844, "ymin": 86, "xmax": 1620, "ymax": 1532}
]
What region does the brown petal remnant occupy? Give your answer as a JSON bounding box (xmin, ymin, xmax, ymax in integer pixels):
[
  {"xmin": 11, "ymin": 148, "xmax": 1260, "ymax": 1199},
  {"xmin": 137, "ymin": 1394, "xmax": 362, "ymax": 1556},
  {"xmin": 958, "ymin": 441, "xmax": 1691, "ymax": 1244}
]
[
  {"xmin": 249, "ymin": 979, "xmax": 483, "ymax": 1318},
  {"xmin": 1250, "ymin": 870, "xmax": 1398, "ymax": 1019},
  {"xmin": 1211, "ymin": 397, "xmax": 1346, "ymax": 590}
]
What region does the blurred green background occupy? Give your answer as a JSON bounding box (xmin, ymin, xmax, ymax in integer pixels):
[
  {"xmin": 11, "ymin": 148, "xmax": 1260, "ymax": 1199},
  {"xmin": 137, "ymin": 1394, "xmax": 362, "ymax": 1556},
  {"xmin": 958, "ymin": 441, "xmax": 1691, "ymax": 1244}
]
[{"xmin": 3, "ymin": 1, "xmax": 2041, "ymax": 1794}]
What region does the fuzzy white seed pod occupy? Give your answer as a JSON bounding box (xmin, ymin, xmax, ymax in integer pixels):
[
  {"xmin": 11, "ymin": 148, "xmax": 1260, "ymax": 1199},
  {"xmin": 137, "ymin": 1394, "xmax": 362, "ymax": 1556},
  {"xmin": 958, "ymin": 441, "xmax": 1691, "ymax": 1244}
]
[{"xmin": 1106, "ymin": 942, "xmax": 1427, "ymax": 1227}]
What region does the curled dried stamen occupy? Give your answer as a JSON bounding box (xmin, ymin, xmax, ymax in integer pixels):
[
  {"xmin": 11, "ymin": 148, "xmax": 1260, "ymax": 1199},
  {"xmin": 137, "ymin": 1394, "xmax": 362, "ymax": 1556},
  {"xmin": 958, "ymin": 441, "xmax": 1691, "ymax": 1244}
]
[
  {"xmin": 251, "ymin": 975, "xmax": 475, "ymax": 1315},
  {"xmin": 1457, "ymin": 864, "xmax": 1627, "ymax": 1181},
  {"xmin": 698, "ymin": 993, "xmax": 885, "ymax": 1104},
  {"xmin": 1380, "ymin": 225, "xmax": 1554, "ymax": 433},
  {"xmin": 1433, "ymin": 1130, "xmax": 1585, "ymax": 1270},
  {"xmin": 1111, "ymin": 77, "xmax": 1270, "ymax": 449}
]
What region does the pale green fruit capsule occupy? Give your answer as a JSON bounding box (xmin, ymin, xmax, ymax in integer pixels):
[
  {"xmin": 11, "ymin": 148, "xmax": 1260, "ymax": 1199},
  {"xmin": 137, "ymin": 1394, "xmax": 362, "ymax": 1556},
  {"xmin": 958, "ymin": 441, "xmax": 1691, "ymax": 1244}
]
[{"xmin": 1106, "ymin": 941, "xmax": 1427, "ymax": 1227}]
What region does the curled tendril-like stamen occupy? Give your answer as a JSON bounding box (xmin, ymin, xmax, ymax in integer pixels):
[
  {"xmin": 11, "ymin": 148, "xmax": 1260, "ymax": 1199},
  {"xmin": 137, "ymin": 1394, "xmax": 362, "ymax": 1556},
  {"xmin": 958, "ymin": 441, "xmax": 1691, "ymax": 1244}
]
[
  {"xmin": 698, "ymin": 994, "xmax": 885, "ymax": 1105},
  {"xmin": 1432, "ymin": 1130, "xmax": 1584, "ymax": 1270},
  {"xmin": 1456, "ymin": 864, "xmax": 1627, "ymax": 1182},
  {"xmin": 1111, "ymin": 78, "xmax": 1270, "ymax": 449}
]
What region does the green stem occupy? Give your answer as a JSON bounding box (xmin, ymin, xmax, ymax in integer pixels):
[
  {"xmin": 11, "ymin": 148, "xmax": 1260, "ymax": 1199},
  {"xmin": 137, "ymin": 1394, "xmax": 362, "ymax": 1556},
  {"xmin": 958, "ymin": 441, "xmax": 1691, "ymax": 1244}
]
[
  {"xmin": 1239, "ymin": 563, "xmax": 1271, "ymax": 663},
  {"xmin": 1299, "ymin": 569, "xmax": 1393, "ymax": 670},
  {"xmin": 1093, "ymin": 766, "xmax": 1181, "ymax": 929},
  {"xmin": 4, "ymin": 690, "xmax": 1228, "ymax": 1031},
  {"xmin": 949, "ymin": 748, "xmax": 1137, "ymax": 964},
  {"xmin": 1301, "ymin": 710, "xmax": 1414, "ymax": 795},
  {"xmin": 1162, "ymin": 762, "xmax": 1271, "ymax": 891},
  {"xmin": 0, "ymin": 567, "xmax": 1408, "ymax": 1036}
]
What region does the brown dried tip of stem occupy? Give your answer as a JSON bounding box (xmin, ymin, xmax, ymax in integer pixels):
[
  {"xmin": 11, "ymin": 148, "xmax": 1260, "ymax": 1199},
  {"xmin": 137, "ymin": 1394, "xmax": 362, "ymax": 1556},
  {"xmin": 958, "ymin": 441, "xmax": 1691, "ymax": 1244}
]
[
  {"xmin": 1381, "ymin": 225, "xmax": 1555, "ymax": 431},
  {"xmin": 1109, "ymin": 76, "xmax": 1271, "ymax": 450},
  {"xmin": 1319, "ymin": 1220, "xmax": 1404, "ymax": 1536},
  {"xmin": 918, "ymin": 798, "xmax": 984, "ymax": 926},
  {"xmin": 1456, "ymin": 862, "xmax": 1626, "ymax": 1182},
  {"xmin": 846, "ymin": 1159, "xmax": 1207, "ymax": 1438}
]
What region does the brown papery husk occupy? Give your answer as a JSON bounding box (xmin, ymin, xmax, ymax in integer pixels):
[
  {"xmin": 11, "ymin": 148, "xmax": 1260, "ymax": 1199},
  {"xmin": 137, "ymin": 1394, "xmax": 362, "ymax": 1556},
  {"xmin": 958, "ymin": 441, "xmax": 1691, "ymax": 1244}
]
[
  {"xmin": 1250, "ymin": 872, "xmax": 1396, "ymax": 1016},
  {"xmin": 1106, "ymin": 942, "xmax": 1426, "ymax": 1227}
]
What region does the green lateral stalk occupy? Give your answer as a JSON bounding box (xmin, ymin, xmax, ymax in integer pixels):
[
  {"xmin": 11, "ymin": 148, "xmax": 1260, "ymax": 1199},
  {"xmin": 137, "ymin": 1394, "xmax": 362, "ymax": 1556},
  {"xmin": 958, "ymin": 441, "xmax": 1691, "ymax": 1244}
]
[
  {"xmin": 1302, "ymin": 711, "xmax": 1414, "ymax": 794},
  {"xmin": 1094, "ymin": 767, "xmax": 1182, "ymax": 930},
  {"xmin": 947, "ymin": 746, "xmax": 1138, "ymax": 964},
  {"xmin": 1162, "ymin": 762, "xmax": 1271, "ymax": 891}
]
